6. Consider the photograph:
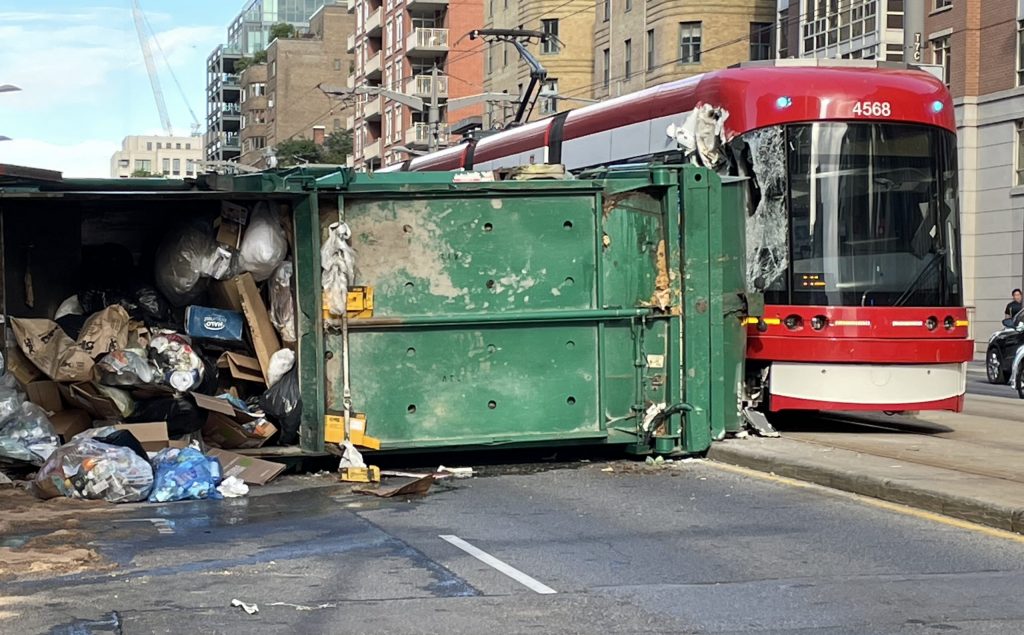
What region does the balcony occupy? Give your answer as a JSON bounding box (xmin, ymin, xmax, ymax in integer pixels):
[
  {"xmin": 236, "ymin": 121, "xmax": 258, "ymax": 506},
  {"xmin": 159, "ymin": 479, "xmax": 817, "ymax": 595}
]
[
  {"xmin": 406, "ymin": 28, "xmax": 449, "ymax": 56},
  {"xmin": 407, "ymin": 0, "xmax": 449, "ymax": 8},
  {"xmin": 404, "ymin": 122, "xmax": 444, "ymax": 148},
  {"xmin": 405, "ymin": 74, "xmax": 448, "ymax": 97},
  {"xmin": 223, "ymin": 133, "xmax": 240, "ymax": 149},
  {"xmin": 365, "ymin": 51, "xmax": 382, "ymax": 79},
  {"xmin": 345, "ymin": 115, "xmax": 355, "ymax": 130},
  {"xmin": 363, "ymin": 139, "xmax": 382, "ymax": 161},
  {"xmin": 366, "ymin": 8, "xmax": 382, "ymax": 36},
  {"xmin": 347, "ymin": 33, "xmax": 356, "ymax": 53},
  {"xmin": 362, "ymin": 95, "xmax": 382, "ymax": 121},
  {"xmin": 223, "ymin": 74, "xmax": 240, "ymax": 88}
]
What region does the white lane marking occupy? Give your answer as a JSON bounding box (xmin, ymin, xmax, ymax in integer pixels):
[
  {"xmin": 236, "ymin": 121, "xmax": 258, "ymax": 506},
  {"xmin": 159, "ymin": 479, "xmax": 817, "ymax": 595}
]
[{"xmin": 439, "ymin": 534, "xmax": 557, "ymax": 594}]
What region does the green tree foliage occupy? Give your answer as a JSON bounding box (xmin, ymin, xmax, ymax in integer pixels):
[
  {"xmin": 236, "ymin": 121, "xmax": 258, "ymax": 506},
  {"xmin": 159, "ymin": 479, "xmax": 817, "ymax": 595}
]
[
  {"xmin": 320, "ymin": 130, "xmax": 352, "ymax": 164},
  {"xmin": 131, "ymin": 170, "xmax": 160, "ymax": 177},
  {"xmin": 273, "ymin": 130, "xmax": 352, "ymax": 167},
  {"xmin": 269, "ymin": 22, "xmax": 296, "ymax": 41},
  {"xmin": 235, "ymin": 50, "xmax": 268, "ymax": 73}
]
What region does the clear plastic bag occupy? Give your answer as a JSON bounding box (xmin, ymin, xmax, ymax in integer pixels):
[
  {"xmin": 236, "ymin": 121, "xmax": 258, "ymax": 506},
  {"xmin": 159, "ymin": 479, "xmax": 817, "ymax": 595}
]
[
  {"xmin": 0, "ymin": 402, "xmax": 59, "ymax": 465},
  {"xmin": 267, "ymin": 348, "xmax": 295, "ymax": 388},
  {"xmin": 149, "ymin": 446, "xmax": 222, "ymax": 502},
  {"xmin": 270, "ymin": 261, "xmax": 296, "ymax": 344},
  {"xmin": 0, "ymin": 374, "xmax": 25, "ymax": 424},
  {"xmin": 94, "ymin": 349, "xmax": 156, "ymax": 387},
  {"xmin": 238, "ymin": 203, "xmax": 288, "ymax": 282},
  {"xmin": 33, "ymin": 437, "xmax": 154, "ymax": 503}
]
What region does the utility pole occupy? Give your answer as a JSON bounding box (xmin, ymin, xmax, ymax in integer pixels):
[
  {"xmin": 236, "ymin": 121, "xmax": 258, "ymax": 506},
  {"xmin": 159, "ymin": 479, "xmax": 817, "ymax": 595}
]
[
  {"xmin": 428, "ymin": 65, "xmax": 441, "ymax": 152},
  {"xmin": 903, "ymin": 1, "xmax": 925, "ymax": 66}
]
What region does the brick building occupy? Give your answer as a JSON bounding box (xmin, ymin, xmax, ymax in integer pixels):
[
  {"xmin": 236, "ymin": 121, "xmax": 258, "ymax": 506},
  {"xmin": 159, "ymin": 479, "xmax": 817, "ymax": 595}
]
[
  {"xmin": 348, "ymin": 0, "xmax": 485, "ymax": 170},
  {"xmin": 925, "ymin": 0, "xmax": 1024, "ymax": 346},
  {"xmin": 591, "ymin": 0, "xmax": 777, "ymax": 102},
  {"xmin": 482, "ymin": 0, "xmax": 595, "ymax": 126},
  {"xmin": 238, "ymin": 3, "xmax": 355, "ymax": 168}
]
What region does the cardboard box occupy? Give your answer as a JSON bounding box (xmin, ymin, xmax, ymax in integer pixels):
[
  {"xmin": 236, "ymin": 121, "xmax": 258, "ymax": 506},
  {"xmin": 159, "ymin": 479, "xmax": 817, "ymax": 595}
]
[
  {"xmin": 206, "ymin": 447, "xmax": 285, "ymax": 485},
  {"xmin": 114, "ymin": 422, "xmax": 169, "ymax": 453},
  {"xmin": 7, "ymin": 345, "xmax": 43, "ymax": 386},
  {"xmin": 26, "ymin": 381, "xmax": 63, "ymax": 413},
  {"xmin": 58, "ymin": 382, "xmax": 124, "ymax": 420},
  {"xmin": 185, "ymin": 306, "xmax": 245, "ymax": 343},
  {"xmin": 324, "ymin": 413, "xmax": 381, "ymax": 450},
  {"xmin": 217, "ymin": 352, "xmax": 265, "ymax": 385},
  {"xmin": 49, "ymin": 409, "xmax": 91, "ymax": 442},
  {"xmin": 211, "ymin": 273, "xmax": 281, "ymax": 385},
  {"xmin": 193, "ymin": 392, "xmax": 277, "ymax": 449}
]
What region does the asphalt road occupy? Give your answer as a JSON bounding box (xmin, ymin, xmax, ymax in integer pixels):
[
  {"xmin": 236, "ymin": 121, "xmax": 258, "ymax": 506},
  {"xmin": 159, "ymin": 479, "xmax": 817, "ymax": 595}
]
[
  {"xmin": 6, "ymin": 460, "xmax": 1024, "ymax": 634},
  {"xmin": 966, "ymin": 360, "xmax": 1018, "ymax": 399}
]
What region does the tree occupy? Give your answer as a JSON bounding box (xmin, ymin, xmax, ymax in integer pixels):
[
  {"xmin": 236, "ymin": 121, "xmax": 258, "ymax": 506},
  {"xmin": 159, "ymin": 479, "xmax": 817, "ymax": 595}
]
[
  {"xmin": 320, "ymin": 130, "xmax": 352, "ymax": 165},
  {"xmin": 273, "ymin": 138, "xmax": 320, "ymax": 166},
  {"xmin": 269, "ymin": 22, "xmax": 296, "ymax": 41},
  {"xmin": 131, "ymin": 170, "xmax": 160, "ymax": 177},
  {"xmin": 234, "ymin": 50, "xmax": 267, "ymax": 73}
]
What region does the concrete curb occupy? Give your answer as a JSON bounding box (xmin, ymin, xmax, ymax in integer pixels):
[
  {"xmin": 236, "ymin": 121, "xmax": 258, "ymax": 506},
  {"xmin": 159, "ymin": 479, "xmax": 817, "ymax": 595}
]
[{"xmin": 707, "ymin": 438, "xmax": 1024, "ymax": 534}]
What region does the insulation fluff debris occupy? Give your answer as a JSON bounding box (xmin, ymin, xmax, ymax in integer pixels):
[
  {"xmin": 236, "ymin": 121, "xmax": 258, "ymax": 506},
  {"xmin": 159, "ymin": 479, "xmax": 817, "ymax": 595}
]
[{"xmin": 666, "ymin": 104, "xmax": 731, "ymax": 173}]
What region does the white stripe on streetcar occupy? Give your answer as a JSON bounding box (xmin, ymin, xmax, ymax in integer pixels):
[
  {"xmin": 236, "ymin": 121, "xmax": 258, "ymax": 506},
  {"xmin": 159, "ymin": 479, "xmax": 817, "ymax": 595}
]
[
  {"xmin": 892, "ymin": 320, "xmax": 924, "ymax": 327},
  {"xmin": 439, "ymin": 534, "xmax": 557, "ymax": 594}
]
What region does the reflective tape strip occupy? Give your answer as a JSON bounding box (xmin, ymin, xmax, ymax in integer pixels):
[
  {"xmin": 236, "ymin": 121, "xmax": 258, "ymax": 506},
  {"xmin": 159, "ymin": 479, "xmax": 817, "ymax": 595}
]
[
  {"xmin": 892, "ymin": 320, "xmax": 924, "ymax": 327},
  {"xmin": 955, "ymin": 320, "xmax": 969, "ymax": 327},
  {"xmin": 833, "ymin": 320, "xmax": 871, "ymax": 326}
]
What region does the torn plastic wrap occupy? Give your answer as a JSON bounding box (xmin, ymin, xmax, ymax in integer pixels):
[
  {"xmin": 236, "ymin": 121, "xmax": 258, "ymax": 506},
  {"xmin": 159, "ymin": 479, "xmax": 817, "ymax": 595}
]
[
  {"xmin": 667, "ymin": 103, "xmax": 731, "ymax": 174},
  {"xmin": 0, "ymin": 402, "xmax": 59, "ymax": 466},
  {"xmin": 238, "ymin": 203, "xmax": 288, "ymax": 282},
  {"xmin": 739, "ymin": 126, "xmax": 789, "ymax": 292},
  {"xmin": 270, "ymin": 261, "xmax": 297, "ymax": 344},
  {"xmin": 321, "ymin": 222, "xmax": 356, "ymax": 326}
]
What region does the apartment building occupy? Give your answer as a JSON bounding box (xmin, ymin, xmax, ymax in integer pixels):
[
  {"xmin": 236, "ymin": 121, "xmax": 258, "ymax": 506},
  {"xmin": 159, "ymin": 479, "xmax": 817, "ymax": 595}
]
[
  {"xmin": 239, "ymin": 3, "xmax": 355, "ymax": 168},
  {"xmin": 348, "ymin": 0, "xmax": 485, "ymax": 169},
  {"xmin": 482, "ymin": 0, "xmax": 595, "ymax": 127},
  {"xmin": 109, "ymin": 135, "xmax": 204, "ymax": 179},
  {"xmin": 924, "ymin": 0, "xmax": 1024, "ymax": 346},
  {"xmin": 779, "ymin": 0, "xmax": 907, "ymax": 61},
  {"xmin": 206, "ymin": 0, "xmax": 328, "ymax": 163},
  {"xmin": 590, "ymin": 1, "xmax": 776, "ymax": 101}
]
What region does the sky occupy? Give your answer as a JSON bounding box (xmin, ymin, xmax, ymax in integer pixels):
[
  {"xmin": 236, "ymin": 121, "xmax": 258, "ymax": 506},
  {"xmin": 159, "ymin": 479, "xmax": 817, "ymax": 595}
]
[{"xmin": 0, "ymin": 1, "xmax": 244, "ymax": 177}]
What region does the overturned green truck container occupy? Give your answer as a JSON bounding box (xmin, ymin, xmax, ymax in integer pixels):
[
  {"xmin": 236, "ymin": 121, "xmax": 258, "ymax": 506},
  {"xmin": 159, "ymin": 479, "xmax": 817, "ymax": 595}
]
[{"xmin": 282, "ymin": 164, "xmax": 754, "ymax": 456}]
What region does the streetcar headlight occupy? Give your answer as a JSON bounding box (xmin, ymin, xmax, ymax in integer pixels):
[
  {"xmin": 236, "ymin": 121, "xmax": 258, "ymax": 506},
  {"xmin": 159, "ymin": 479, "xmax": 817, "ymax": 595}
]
[
  {"xmin": 775, "ymin": 96, "xmax": 793, "ymax": 109},
  {"xmin": 931, "ymin": 100, "xmax": 945, "ymax": 113},
  {"xmin": 944, "ymin": 315, "xmax": 955, "ymax": 330},
  {"xmin": 784, "ymin": 315, "xmax": 803, "ymax": 330},
  {"xmin": 811, "ymin": 315, "xmax": 828, "ymax": 331},
  {"xmin": 926, "ymin": 316, "xmax": 938, "ymax": 331}
]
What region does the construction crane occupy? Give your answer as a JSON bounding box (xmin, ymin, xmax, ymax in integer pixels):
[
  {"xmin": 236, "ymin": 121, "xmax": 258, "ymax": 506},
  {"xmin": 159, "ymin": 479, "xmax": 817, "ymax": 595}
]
[{"xmin": 130, "ymin": 0, "xmax": 201, "ymax": 136}]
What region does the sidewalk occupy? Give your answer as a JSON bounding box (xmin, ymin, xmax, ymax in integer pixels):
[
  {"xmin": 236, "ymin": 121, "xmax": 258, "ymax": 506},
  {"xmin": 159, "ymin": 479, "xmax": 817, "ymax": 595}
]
[{"xmin": 707, "ymin": 394, "xmax": 1024, "ymax": 533}]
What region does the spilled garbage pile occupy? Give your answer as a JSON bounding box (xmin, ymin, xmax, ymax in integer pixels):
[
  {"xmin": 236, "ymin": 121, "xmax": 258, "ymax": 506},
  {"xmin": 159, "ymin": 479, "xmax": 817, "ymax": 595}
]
[{"xmin": 0, "ymin": 202, "xmax": 298, "ymax": 502}]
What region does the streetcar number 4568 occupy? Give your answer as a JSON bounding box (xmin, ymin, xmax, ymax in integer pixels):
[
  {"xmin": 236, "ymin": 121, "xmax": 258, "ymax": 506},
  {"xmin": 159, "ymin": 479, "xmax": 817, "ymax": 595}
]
[{"xmin": 851, "ymin": 101, "xmax": 892, "ymax": 117}]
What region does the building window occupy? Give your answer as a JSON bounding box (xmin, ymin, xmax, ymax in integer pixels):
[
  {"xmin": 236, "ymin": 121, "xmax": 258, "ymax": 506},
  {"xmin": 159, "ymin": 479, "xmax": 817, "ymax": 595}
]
[
  {"xmin": 118, "ymin": 159, "xmax": 130, "ymax": 168},
  {"xmin": 504, "ymin": 46, "xmax": 508, "ymax": 65},
  {"xmin": 625, "ymin": 0, "xmax": 632, "ymax": 10},
  {"xmin": 679, "ymin": 22, "xmax": 702, "ymax": 64},
  {"xmin": 185, "ymin": 159, "xmax": 194, "ymax": 175},
  {"xmin": 146, "ymin": 141, "xmax": 153, "ymax": 151},
  {"xmin": 541, "ymin": 19, "xmax": 559, "ymax": 54},
  {"xmin": 932, "ymin": 35, "xmax": 950, "ymax": 85},
  {"xmin": 1017, "ymin": 121, "xmax": 1024, "ymax": 186},
  {"xmin": 540, "ymin": 78, "xmax": 558, "ymax": 114},
  {"xmin": 934, "ymin": 0, "xmax": 952, "ymax": 10},
  {"xmin": 334, "ymin": 118, "xmax": 342, "ymax": 130},
  {"xmin": 750, "ymin": 22, "xmax": 773, "ymax": 61},
  {"xmin": 603, "ymin": 0, "xmax": 609, "ymax": 22},
  {"xmin": 386, "ymin": 19, "xmax": 393, "ymax": 54},
  {"xmin": 172, "ymin": 158, "xmax": 180, "ymax": 175},
  {"xmin": 135, "ymin": 159, "xmax": 151, "ymax": 173},
  {"xmin": 602, "ymin": 48, "xmax": 610, "ymax": 88},
  {"xmin": 176, "ymin": 142, "xmax": 181, "ymax": 149},
  {"xmin": 156, "ymin": 142, "xmax": 162, "ymax": 149},
  {"xmin": 334, "ymin": 58, "xmax": 342, "ymax": 71},
  {"xmin": 186, "ymin": 143, "xmax": 191, "ymax": 149},
  {"xmin": 647, "ymin": 29, "xmax": 655, "ymax": 70},
  {"xmin": 1018, "ymin": 20, "xmax": 1024, "ymax": 86},
  {"xmin": 395, "ymin": 17, "xmax": 403, "ymax": 44},
  {"xmin": 162, "ymin": 158, "xmax": 170, "ymax": 175},
  {"xmin": 270, "ymin": 60, "xmax": 276, "ymax": 76},
  {"xmin": 624, "ymin": 39, "xmax": 632, "ymax": 78},
  {"xmin": 488, "ymin": 0, "xmax": 492, "ymax": 17}
]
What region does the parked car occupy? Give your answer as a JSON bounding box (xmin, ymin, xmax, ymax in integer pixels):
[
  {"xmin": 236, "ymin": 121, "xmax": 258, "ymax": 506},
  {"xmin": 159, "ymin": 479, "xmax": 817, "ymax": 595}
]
[{"xmin": 985, "ymin": 308, "xmax": 1024, "ymax": 384}]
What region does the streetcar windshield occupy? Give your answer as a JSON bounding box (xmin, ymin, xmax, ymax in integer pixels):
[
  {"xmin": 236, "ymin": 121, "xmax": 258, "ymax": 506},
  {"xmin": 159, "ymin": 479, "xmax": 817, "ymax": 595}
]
[{"xmin": 734, "ymin": 122, "xmax": 962, "ymax": 307}]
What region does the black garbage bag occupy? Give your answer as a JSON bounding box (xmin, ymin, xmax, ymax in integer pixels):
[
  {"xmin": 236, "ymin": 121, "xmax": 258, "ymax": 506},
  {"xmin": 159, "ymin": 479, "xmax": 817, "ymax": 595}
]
[
  {"xmin": 126, "ymin": 396, "xmax": 204, "ymax": 438},
  {"xmin": 56, "ymin": 314, "xmax": 89, "ymax": 340},
  {"xmin": 131, "ymin": 284, "xmax": 172, "ymax": 323},
  {"xmin": 79, "ymin": 289, "xmax": 137, "ymax": 316},
  {"xmin": 259, "ymin": 367, "xmax": 301, "ymax": 446},
  {"xmin": 94, "ymin": 429, "xmax": 149, "ymax": 463}
]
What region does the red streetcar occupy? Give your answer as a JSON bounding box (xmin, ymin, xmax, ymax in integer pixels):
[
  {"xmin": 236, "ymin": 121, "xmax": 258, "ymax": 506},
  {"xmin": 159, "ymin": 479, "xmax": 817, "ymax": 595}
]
[{"xmin": 381, "ymin": 60, "xmax": 973, "ymax": 413}]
